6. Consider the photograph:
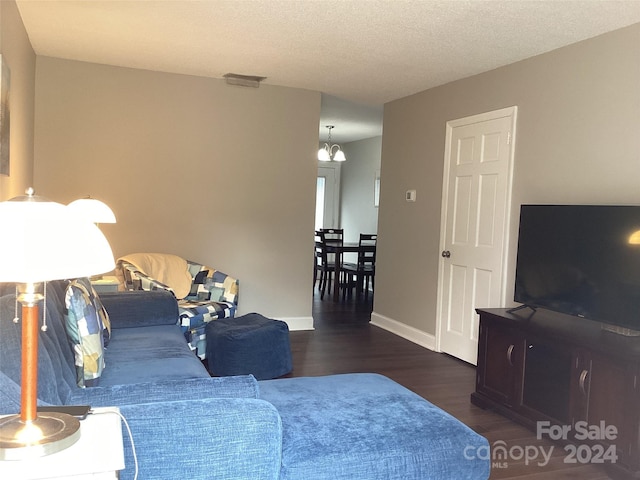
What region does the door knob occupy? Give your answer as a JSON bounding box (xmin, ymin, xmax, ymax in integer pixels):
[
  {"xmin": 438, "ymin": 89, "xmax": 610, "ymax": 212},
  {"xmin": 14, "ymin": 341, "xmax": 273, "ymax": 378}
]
[{"xmin": 441, "ymin": 250, "xmax": 451, "ymax": 258}]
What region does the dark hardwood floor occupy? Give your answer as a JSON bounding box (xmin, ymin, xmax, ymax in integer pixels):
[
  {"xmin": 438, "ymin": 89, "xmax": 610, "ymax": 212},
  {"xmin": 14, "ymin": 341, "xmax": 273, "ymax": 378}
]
[{"xmin": 284, "ymin": 292, "xmax": 612, "ymax": 479}]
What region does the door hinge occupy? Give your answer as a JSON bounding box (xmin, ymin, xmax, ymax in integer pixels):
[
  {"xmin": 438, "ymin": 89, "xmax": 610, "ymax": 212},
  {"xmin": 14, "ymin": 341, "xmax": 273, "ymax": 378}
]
[{"xmin": 507, "ymin": 132, "xmax": 512, "ymax": 145}]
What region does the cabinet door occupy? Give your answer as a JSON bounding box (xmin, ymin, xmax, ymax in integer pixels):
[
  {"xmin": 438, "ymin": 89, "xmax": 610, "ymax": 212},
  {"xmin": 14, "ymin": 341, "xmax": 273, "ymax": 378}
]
[
  {"xmin": 520, "ymin": 339, "xmax": 572, "ymax": 424},
  {"xmin": 571, "ymin": 351, "xmax": 637, "ymax": 468},
  {"xmin": 476, "ymin": 320, "xmax": 524, "ymax": 407}
]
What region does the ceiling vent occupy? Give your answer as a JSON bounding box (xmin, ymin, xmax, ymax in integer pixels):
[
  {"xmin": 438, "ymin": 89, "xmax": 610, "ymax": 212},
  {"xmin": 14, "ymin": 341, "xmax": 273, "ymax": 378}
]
[{"xmin": 223, "ymin": 73, "xmax": 267, "ymax": 88}]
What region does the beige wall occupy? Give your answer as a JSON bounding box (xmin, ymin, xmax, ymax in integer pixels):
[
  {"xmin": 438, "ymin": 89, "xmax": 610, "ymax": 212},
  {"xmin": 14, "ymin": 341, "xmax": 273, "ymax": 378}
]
[
  {"xmin": 374, "ymin": 24, "xmax": 640, "ymax": 340},
  {"xmin": 0, "ymin": 0, "xmax": 36, "ymax": 200},
  {"xmin": 34, "ymin": 57, "xmax": 321, "ymax": 324}
]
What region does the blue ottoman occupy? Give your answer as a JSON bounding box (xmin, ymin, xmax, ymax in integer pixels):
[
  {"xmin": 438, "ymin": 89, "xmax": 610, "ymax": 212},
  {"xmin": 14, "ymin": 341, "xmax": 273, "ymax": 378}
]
[{"xmin": 205, "ymin": 313, "xmax": 293, "ymax": 380}]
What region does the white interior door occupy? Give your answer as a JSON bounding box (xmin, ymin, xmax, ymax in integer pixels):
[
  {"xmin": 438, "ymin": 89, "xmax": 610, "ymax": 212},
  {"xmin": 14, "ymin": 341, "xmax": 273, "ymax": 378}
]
[{"xmin": 436, "ymin": 107, "xmax": 517, "ymax": 365}]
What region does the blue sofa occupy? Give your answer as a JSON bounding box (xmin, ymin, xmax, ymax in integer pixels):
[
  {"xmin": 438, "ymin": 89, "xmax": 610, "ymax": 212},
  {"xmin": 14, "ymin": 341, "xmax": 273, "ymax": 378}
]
[{"xmin": 0, "ymin": 280, "xmax": 490, "ymax": 479}]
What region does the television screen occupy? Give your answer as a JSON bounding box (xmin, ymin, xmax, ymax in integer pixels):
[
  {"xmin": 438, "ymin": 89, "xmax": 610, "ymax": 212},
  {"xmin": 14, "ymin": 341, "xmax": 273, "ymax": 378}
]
[{"xmin": 514, "ymin": 205, "xmax": 640, "ymax": 331}]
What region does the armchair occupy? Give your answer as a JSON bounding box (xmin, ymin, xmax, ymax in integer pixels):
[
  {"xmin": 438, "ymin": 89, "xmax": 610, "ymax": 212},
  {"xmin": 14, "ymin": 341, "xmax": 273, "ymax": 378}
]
[{"xmin": 116, "ymin": 253, "xmax": 239, "ymax": 359}]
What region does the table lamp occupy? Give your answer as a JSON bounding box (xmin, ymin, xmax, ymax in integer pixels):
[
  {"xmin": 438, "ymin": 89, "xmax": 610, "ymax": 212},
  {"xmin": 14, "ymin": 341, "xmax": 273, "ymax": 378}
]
[
  {"xmin": 0, "ymin": 188, "xmax": 115, "ymax": 459},
  {"xmin": 67, "ymin": 196, "xmax": 116, "ymax": 225},
  {"xmin": 67, "ymin": 196, "xmax": 117, "ymax": 281}
]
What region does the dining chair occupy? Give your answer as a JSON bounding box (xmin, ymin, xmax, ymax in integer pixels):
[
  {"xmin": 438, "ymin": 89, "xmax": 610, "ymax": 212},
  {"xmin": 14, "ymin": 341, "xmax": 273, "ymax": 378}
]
[
  {"xmin": 314, "ymin": 230, "xmax": 342, "ymax": 300},
  {"xmin": 341, "ymin": 234, "xmax": 377, "ymax": 301},
  {"xmin": 318, "ymin": 228, "xmax": 343, "ymax": 248},
  {"xmin": 319, "ymin": 228, "xmax": 343, "ymax": 283}
]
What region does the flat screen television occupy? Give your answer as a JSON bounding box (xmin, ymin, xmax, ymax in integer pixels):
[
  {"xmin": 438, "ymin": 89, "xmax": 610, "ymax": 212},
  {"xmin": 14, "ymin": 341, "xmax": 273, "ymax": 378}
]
[{"xmin": 514, "ymin": 204, "xmax": 640, "ymax": 333}]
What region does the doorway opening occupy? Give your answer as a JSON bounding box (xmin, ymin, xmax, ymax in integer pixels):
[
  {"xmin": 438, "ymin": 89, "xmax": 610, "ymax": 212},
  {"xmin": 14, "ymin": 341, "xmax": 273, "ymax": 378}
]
[{"xmin": 316, "ymin": 165, "xmax": 340, "ymax": 230}]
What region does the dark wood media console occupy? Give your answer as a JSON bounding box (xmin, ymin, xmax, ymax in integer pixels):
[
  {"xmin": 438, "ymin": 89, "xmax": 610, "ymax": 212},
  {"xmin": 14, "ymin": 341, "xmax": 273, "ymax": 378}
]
[{"xmin": 472, "ymin": 308, "xmax": 640, "ymax": 479}]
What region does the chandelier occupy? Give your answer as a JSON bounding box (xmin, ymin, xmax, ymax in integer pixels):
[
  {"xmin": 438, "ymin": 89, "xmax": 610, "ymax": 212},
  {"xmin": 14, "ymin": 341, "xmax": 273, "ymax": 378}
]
[{"xmin": 318, "ymin": 125, "xmax": 346, "ymax": 162}]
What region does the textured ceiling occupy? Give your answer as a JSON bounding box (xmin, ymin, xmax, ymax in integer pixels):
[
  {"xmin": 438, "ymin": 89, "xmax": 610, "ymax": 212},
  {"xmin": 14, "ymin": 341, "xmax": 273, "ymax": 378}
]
[{"xmin": 16, "ymin": 0, "xmax": 640, "ymax": 142}]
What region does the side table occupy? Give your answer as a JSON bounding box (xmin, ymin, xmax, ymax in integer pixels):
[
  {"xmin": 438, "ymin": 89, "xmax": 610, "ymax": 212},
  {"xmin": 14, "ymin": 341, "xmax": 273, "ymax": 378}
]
[
  {"xmin": 90, "ymin": 275, "xmax": 120, "ymax": 293},
  {"xmin": 0, "ymin": 406, "xmax": 125, "ymax": 479}
]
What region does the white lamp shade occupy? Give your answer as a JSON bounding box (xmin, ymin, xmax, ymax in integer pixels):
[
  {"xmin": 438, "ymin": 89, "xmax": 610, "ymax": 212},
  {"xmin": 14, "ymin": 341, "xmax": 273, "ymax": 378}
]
[
  {"xmin": 67, "ymin": 198, "xmax": 116, "ymax": 224},
  {"xmin": 0, "ymin": 193, "xmax": 115, "ymax": 283},
  {"xmin": 318, "ymin": 147, "xmax": 331, "ymax": 162},
  {"xmin": 333, "ymin": 149, "xmax": 346, "ymax": 162}
]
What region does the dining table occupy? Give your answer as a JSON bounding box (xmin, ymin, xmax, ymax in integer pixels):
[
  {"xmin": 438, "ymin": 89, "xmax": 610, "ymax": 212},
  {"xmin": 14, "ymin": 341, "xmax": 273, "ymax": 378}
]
[{"xmin": 323, "ymin": 242, "xmax": 370, "ymax": 302}]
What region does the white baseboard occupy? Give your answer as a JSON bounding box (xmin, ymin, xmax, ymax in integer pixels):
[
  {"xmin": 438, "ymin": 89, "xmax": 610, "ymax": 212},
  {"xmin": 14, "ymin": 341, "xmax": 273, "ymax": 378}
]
[
  {"xmin": 278, "ymin": 316, "xmax": 314, "ymax": 331},
  {"xmin": 370, "ymin": 311, "xmax": 437, "ymax": 351}
]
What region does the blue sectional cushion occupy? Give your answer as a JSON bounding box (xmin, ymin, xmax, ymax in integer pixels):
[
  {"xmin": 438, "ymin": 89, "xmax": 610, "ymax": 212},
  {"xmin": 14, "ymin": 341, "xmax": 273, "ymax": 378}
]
[
  {"xmin": 117, "ymin": 398, "xmax": 282, "ymax": 480},
  {"xmin": 100, "ymin": 290, "xmax": 179, "ymax": 328},
  {"xmin": 93, "ymin": 286, "xmax": 111, "ymax": 346},
  {"xmin": 259, "ymin": 373, "xmax": 490, "ymax": 480},
  {"xmin": 99, "ymin": 325, "xmax": 209, "ymax": 386},
  {"xmin": 71, "ymin": 376, "xmax": 259, "ymax": 407},
  {"xmin": 64, "ymin": 278, "xmax": 110, "ymax": 387}
]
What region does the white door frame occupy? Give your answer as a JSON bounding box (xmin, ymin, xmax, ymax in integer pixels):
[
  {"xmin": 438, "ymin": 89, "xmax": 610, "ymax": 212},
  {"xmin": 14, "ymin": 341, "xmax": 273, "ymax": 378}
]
[
  {"xmin": 435, "ymin": 106, "xmax": 518, "ymax": 359},
  {"xmin": 317, "ymin": 164, "xmax": 341, "ymax": 228}
]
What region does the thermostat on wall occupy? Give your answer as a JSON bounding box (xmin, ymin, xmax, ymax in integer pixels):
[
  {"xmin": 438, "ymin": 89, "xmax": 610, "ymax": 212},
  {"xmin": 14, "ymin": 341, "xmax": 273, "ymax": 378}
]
[{"xmin": 406, "ymin": 190, "xmax": 417, "ymax": 202}]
